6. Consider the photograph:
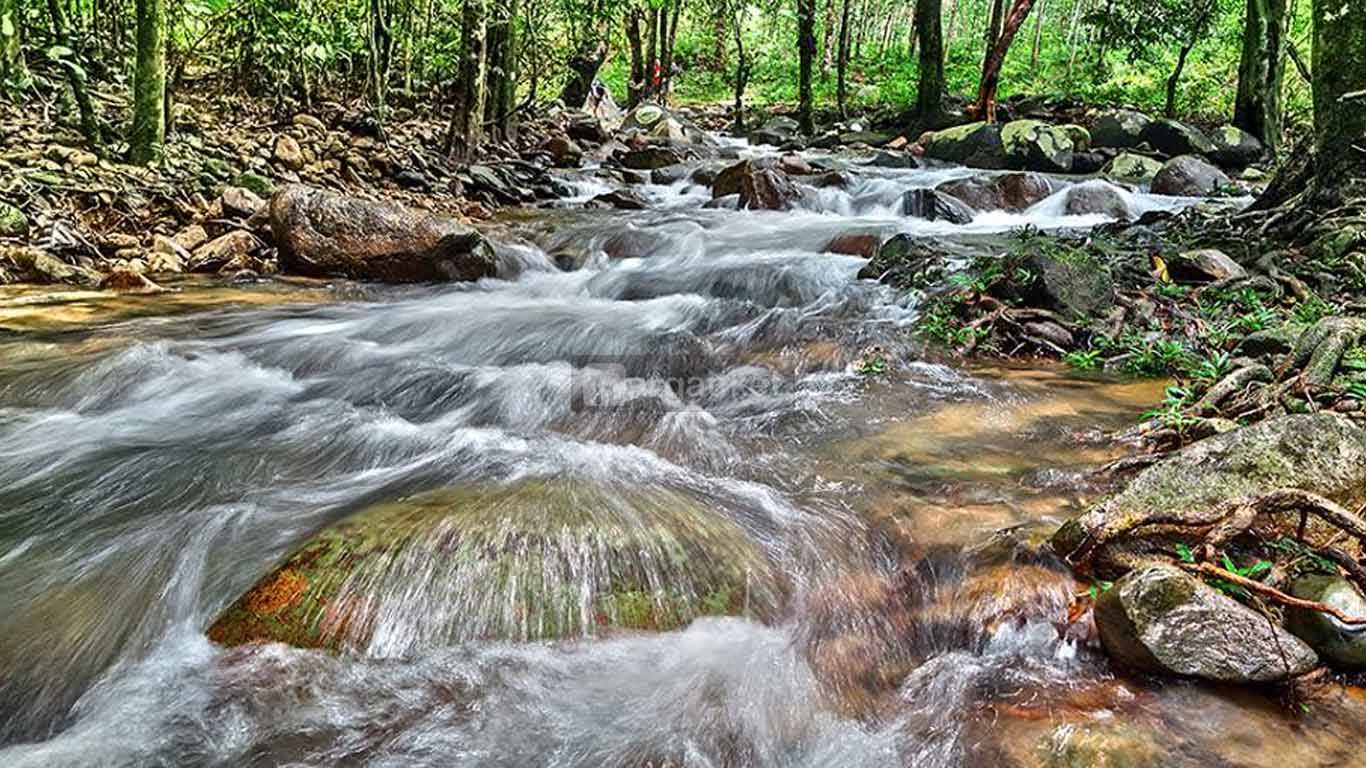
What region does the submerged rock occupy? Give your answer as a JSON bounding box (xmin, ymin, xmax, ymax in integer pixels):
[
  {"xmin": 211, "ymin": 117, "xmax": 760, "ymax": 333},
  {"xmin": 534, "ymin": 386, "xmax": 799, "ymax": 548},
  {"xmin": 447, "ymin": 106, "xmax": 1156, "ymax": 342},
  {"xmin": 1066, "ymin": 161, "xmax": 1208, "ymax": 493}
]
[
  {"xmin": 936, "ymin": 172, "xmax": 1056, "ymax": 212},
  {"xmin": 902, "ymin": 188, "xmax": 974, "ymax": 223},
  {"xmin": 1091, "ymin": 110, "xmax": 1152, "ymax": 149},
  {"xmin": 1286, "ymin": 575, "xmax": 1366, "ymax": 670},
  {"xmin": 208, "ymin": 481, "xmax": 782, "ymax": 652},
  {"xmin": 270, "ymin": 185, "xmax": 496, "ymax": 282},
  {"xmin": 1150, "ymin": 155, "xmax": 1231, "ymax": 197},
  {"xmin": 1052, "ymin": 414, "xmax": 1366, "ymax": 577},
  {"xmin": 621, "ymin": 145, "xmax": 687, "ymax": 170},
  {"xmin": 1096, "ymin": 562, "xmax": 1317, "ymax": 682}
]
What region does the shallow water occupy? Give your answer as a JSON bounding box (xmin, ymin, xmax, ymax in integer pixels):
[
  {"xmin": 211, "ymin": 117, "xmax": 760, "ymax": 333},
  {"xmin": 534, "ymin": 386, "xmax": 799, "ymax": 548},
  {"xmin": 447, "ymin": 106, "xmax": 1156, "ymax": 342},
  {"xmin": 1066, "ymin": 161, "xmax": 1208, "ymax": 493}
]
[{"xmin": 1, "ymin": 151, "xmax": 1357, "ymax": 767}]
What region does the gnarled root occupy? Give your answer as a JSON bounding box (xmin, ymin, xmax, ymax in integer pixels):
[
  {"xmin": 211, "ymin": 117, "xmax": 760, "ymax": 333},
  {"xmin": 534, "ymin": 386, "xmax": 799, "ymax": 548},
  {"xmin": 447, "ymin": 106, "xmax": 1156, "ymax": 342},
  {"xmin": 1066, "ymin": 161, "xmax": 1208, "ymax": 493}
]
[{"xmin": 1281, "ymin": 316, "xmax": 1366, "ymax": 389}]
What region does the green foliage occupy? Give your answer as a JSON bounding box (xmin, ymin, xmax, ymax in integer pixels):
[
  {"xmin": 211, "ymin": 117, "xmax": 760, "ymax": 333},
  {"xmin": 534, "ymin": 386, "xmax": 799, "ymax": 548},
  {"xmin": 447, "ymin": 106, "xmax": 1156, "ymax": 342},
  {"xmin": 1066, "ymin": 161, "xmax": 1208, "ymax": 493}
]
[
  {"xmin": 1063, "ymin": 349, "xmax": 1101, "ymax": 371},
  {"xmin": 1122, "ymin": 336, "xmax": 1191, "ymax": 377},
  {"xmin": 1186, "ymin": 351, "xmax": 1232, "ymax": 385},
  {"xmin": 1208, "ymin": 553, "xmax": 1272, "ymax": 600},
  {"xmin": 1140, "ymin": 385, "xmax": 1197, "ymax": 429}
]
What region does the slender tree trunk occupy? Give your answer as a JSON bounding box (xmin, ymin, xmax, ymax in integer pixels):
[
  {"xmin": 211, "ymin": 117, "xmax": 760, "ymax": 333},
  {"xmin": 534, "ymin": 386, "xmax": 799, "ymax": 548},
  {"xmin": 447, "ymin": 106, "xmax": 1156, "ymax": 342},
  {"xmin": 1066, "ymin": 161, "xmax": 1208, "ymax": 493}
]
[
  {"xmin": 487, "ymin": 0, "xmax": 521, "ymax": 141},
  {"xmin": 836, "ymin": 0, "xmax": 852, "ymax": 117},
  {"xmin": 368, "ymin": 0, "xmax": 393, "ymax": 131},
  {"xmin": 1065, "ymin": 0, "xmax": 1085, "ymax": 78},
  {"xmin": 1030, "ymin": 0, "xmax": 1045, "ymax": 69},
  {"xmin": 984, "ymin": 0, "xmax": 1005, "ymax": 59},
  {"xmin": 946, "ymin": 0, "xmax": 961, "ymax": 49},
  {"xmin": 1234, "ymin": 0, "xmax": 1286, "ymax": 152},
  {"xmin": 821, "ymin": 0, "xmax": 836, "ymax": 78},
  {"xmin": 661, "ymin": 0, "xmax": 681, "ymax": 101},
  {"xmin": 1165, "ymin": 41, "xmax": 1193, "ymax": 118},
  {"xmin": 446, "ymin": 0, "xmax": 487, "ymax": 162},
  {"xmin": 46, "ymin": 0, "xmax": 100, "ymax": 146},
  {"xmin": 730, "ymin": 0, "xmax": 750, "ymax": 132},
  {"xmin": 129, "ymin": 0, "xmax": 166, "ymax": 163},
  {"xmin": 1311, "ymin": 0, "xmax": 1366, "ymax": 199},
  {"xmin": 626, "ymin": 7, "xmax": 645, "ymax": 107},
  {"xmin": 797, "ymin": 0, "xmax": 817, "ymax": 133},
  {"xmin": 975, "ymin": 0, "xmax": 1037, "ymax": 122},
  {"xmin": 915, "ymin": 0, "xmax": 945, "ymax": 127}
]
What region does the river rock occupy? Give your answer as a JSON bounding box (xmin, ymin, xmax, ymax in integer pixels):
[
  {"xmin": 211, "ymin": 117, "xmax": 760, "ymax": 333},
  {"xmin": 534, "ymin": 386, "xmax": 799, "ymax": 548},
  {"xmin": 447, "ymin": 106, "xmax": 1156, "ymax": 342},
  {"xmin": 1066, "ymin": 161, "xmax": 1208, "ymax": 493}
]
[
  {"xmin": 565, "ymin": 112, "xmax": 608, "ymax": 144},
  {"xmin": 1052, "ymin": 414, "xmax": 1366, "ymax": 577},
  {"xmin": 1062, "ymin": 180, "xmax": 1131, "ymax": 219},
  {"xmin": 860, "ymin": 233, "xmax": 947, "ymax": 284},
  {"xmin": 1207, "ymin": 125, "xmax": 1263, "ymax": 169},
  {"xmin": 100, "ymin": 266, "xmax": 163, "ymax": 293},
  {"xmin": 1027, "ymin": 246, "xmax": 1115, "ymax": 317},
  {"xmin": 1091, "ymin": 110, "xmax": 1152, "ymax": 149},
  {"xmin": 270, "ymin": 185, "xmax": 496, "ymax": 282},
  {"xmin": 1150, "ymin": 155, "xmax": 1231, "ymax": 196},
  {"xmin": 587, "ymin": 188, "xmax": 651, "ymax": 210},
  {"xmin": 738, "ymin": 166, "xmax": 800, "ymax": 211},
  {"xmin": 1169, "ymin": 248, "xmax": 1247, "ymax": 282},
  {"xmin": 1103, "ymin": 152, "xmax": 1164, "ymax": 184},
  {"xmin": 544, "ymin": 135, "xmax": 584, "ymax": 168},
  {"xmin": 650, "ymin": 164, "xmax": 689, "ymax": 185},
  {"xmin": 190, "ymin": 230, "xmax": 259, "ymax": 273},
  {"xmin": 1286, "ymin": 575, "xmax": 1366, "ymax": 670},
  {"xmin": 902, "ymin": 188, "xmax": 974, "ymax": 223},
  {"xmin": 221, "ymin": 186, "xmax": 266, "ymax": 219},
  {"xmin": 936, "ymin": 172, "xmax": 1056, "ymax": 211},
  {"xmin": 273, "ymin": 134, "xmax": 305, "ymax": 170},
  {"xmin": 1057, "ymin": 124, "xmax": 1091, "ymax": 151},
  {"xmin": 232, "ymin": 171, "xmax": 276, "ymax": 198},
  {"xmin": 621, "ymin": 145, "xmax": 686, "ymax": 170},
  {"xmin": 0, "ymin": 201, "xmax": 28, "ymax": 237},
  {"xmin": 749, "ymin": 115, "xmax": 801, "ymax": 146},
  {"xmin": 1001, "ymin": 120, "xmax": 1075, "ymax": 173},
  {"xmin": 824, "ymin": 233, "xmax": 882, "ymax": 259},
  {"xmin": 207, "ymin": 481, "xmax": 782, "ymax": 651},
  {"xmin": 922, "ymin": 122, "xmax": 1007, "ymax": 169},
  {"xmin": 1139, "ymin": 119, "xmax": 1214, "ymax": 158},
  {"xmin": 1069, "ymin": 150, "xmax": 1110, "ymax": 175},
  {"xmin": 1095, "ymin": 562, "xmax": 1317, "ymax": 682},
  {"xmin": 0, "ymin": 246, "xmax": 100, "ymax": 285}
]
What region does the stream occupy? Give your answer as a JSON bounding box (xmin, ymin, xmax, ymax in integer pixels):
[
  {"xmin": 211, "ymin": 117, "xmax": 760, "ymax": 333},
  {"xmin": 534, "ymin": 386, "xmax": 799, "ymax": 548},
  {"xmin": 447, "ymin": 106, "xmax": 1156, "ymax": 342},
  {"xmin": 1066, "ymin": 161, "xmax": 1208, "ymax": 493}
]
[{"xmin": 1, "ymin": 146, "xmax": 1362, "ymax": 767}]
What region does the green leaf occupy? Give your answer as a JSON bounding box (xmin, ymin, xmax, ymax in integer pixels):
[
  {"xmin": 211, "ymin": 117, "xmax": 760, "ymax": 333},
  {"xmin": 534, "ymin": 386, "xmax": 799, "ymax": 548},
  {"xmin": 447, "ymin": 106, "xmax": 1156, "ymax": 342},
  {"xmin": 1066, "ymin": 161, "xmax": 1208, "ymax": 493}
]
[{"xmin": 46, "ymin": 45, "xmax": 75, "ymax": 60}]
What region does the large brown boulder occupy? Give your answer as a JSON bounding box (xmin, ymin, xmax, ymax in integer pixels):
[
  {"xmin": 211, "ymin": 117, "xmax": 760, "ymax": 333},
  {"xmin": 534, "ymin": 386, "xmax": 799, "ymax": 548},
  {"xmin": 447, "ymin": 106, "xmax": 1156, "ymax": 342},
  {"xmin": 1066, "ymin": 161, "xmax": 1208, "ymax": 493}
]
[
  {"xmin": 936, "ymin": 172, "xmax": 1056, "ymax": 212},
  {"xmin": 270, "ymin": 185, "xmax": 496, "ymax": 282}
]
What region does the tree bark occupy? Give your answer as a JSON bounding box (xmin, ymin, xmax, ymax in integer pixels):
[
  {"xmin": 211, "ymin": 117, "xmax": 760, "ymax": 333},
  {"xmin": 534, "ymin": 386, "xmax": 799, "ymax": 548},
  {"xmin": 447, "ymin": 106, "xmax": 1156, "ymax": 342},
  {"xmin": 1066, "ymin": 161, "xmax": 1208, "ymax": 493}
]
[
  {"xmin": 1030, "ymin": 0, "xmax": 1045, "ymax": 69},
  {"xmin": 1234, "ymin": 0, "xmax": 1286, "ymax": 152},
  {"xmin": 729, "ymin": 0, "xmax": 751, "ymax": 132},
  {"xmin": 368, "ymin": 0, "xmax": 393, "ymax": 130},
  {"xmin": 797, "ymin": 0, "xmax": 817, "ymax": 133},
  {"xmin": 975, "ymin": 0, "xmax": 1037, "ymax": 123},
  {"xmin": 626, "ymin": 7, "xmax": 645, "ymax": 107},
  {"xmin": 821, "ymin": 0, "xmax": 836, "ymax": 78},
  {"xmin": 1165, "ymin": 41, "xmax": 1193, "ymax": 118},
  {"xmin": 129, "ymin": 0, "xmax": 167, "ymax": 164},
  {"xmin": 915, "ymin": 0, "xmax": 945, "ymax": 127},
  {"xmin": 836, "ymin": 0, "xmax": 852, "ymax": 117},
  {"xmin": 1312, "ymin": 0, "xmax": 1366, "ymax": 198},
  {"xmin": 984, "ymin": 0, "xmax": 1005, "ymax": 60},
  {"xmin": 486, "ymin": 0, "xmax": 521, "ymax": 141},
  {"xmin": 446, "ymin": 0, "xmax": 488, "ymax": 162}
]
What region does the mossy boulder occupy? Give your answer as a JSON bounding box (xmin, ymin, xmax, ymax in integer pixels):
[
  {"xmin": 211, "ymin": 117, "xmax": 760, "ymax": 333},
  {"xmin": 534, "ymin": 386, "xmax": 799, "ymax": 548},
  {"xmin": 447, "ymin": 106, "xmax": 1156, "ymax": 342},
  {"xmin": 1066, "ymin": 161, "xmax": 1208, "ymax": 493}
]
[
  {"xmin": 922, "ymin": 122, "xmax": 1007, "ymax": 169},
  {"xmin": 1001, "ymin": 120, "xmax": 1075, "ymax": 173},
  {"xmin": 1052, "ymin": 414, "xmax": 1366, "ymax": 577},
  {"xmin": 1095, "ymin": 563, "xmax": 1317, "ymax": 681},
  {"xmin": 208, "ymin": 480, "xmax": 782, "ymax": 654},
  {"xmin": 1286, "ymin": 575, "xmax": 1366, "ymax": 670},
  {"xmin": 1102, "ymin": 153, "xmax": 1164, "ymax": 184},
  {"xmin": 1207, "ymin": 125, "xmax": 1264, "ymax": 169},
  {"xmin": 1025, "ymin": 245, "xmax": 1115, "ymax": 318},
  {"xmin": 232, "ymin": 171, "xmax": 276, "ymax": 198},
  {"xmin": 0, "ymin": 201, "xmax": 28, "ymax": 238},
  {"xmin": 1138, "ymin": 119, "xmax": 1214, "ymax": 158},
  {"xmin": 1091, "ymin": 110, "xmax": 1152, "ymax": 149}
]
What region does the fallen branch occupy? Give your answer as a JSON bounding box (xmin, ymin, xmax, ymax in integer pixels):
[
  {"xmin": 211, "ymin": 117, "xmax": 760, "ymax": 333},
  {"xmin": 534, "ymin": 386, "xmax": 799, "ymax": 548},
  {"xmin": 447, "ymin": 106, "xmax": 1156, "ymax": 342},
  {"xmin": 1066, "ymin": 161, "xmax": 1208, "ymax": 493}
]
[{"xmin": 1181, "ymin": 561, "xmax": 1366, "ymax": 625}]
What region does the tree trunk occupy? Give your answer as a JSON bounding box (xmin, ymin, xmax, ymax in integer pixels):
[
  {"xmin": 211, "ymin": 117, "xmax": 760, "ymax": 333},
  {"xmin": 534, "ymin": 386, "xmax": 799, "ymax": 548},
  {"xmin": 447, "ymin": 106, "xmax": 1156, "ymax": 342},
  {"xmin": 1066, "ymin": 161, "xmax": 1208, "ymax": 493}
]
[
  {"xmin": 1030, "ymin": 0, "xmax": 1045, "ymax": 69},
  {"xmin": 46, "ymin": 0, "xmax": 100, "ymax": 146},
  {"xmin": 821, "ymin": 0, "xmax": 836, "ymax": 78},
  {"xmin": 129, "ymin": 0, "xmax": 167, "ymax": 164},
  {"xmin": 446, "ymin": 0, "xmax": 488, "ymax": 162},
  {"xmin": 1164, "ymin": 42, "xmax": 1192, "ymax": 118},
  {"xmin": 1233, "ymin": 0, "xmax": 1286, "ymax": 152},
  {"xmin": 661, "ymin": 0, "xmax": 682, "ymax": 101},
  {"xmin": 487, "ymin": 0, "xmax": 521, "ymax": 142},
  {"xmin": 915, "ymin": 0, "xmax": 945, "ymax": 127},
  {"xmin": 730, "ymin": 0, "xmax": 751, "ymax": 133},
  {"xmin": 836, "ymin": 0, "xmax": 852, "ymax": 117},
  {"xmin": 1312, "ymin": 0, "xmax": 1366, "ymax": 198},
  {"xmin": 984, "ymin": 0, "xmax": 1005, "ymax": 59},
  {"xmin": 975, "ymin": 0, "xmax": 1037, "ymax": 123},
  {"xmin": 797, "ymin": 0, "xmax": 817, "ymax": 133},
  {"xmin": 368, "ymin": 0, "xmax": 393, "ymax": 131},
  {"xmin": 559, "ymin": 45, "xmax": 606, "ymax": 107},
  {"xmin": 626, "ymin": 7, "xmax": 645, "ymax": 107}
]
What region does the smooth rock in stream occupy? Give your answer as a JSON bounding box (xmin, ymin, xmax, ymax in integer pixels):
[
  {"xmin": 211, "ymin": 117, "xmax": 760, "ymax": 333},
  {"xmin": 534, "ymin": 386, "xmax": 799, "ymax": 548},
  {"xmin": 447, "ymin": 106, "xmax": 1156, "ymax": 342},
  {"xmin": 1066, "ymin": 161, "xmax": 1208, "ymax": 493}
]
[
  {"xmin": 935, "ymin": 172, "xmax": 1056, "ymax": 212},
  {"xmin": 1168, "ymin": 248, "xmax": 1247, "ymax": 282},
  {"xmin": 1286, "ymin": 575, "xmax": 1366, "ymax": 670},
  {"xmin": 207, "ymin": 481, "xmax": 782, "ymax": 651},
  {"xmin": 1091, "ymin": 110, "xmax": 1153, "ymax": 149},
  {"xmin": 270, "ymin": 185, "xmax": 496, "ymax": 282},
  {"xmin": 1052, "ymin": 414, "xmax": 1366, "ymax": 577},
  {"xmin": 1150, "ymin": 155, "xmax": 1231, "ymax": 197},
  {"xmin": 621, "ymin": 146, "xmax": 687, "ymax": 171},
  {"xmin": 1026, "ymin": 246, "xmax": 1115, "ymax": 317},
  {"xmin": 737, "ymin": 166, "xmax": 800, "ymax": 211},
  {"xmin": 902, "ymin": 188, "xmax": 974, "ymax": 223},
  {"xmin": 1096, "ymin": 563, "xmax": 1317, "ymax": 681},
  {"xmin": 1062, "ymin": 180, "xmax": 1131, "ymax": 219},
  {"xmin": 748, "ymin": 115, "xmax": 801, "ymax": 146}
]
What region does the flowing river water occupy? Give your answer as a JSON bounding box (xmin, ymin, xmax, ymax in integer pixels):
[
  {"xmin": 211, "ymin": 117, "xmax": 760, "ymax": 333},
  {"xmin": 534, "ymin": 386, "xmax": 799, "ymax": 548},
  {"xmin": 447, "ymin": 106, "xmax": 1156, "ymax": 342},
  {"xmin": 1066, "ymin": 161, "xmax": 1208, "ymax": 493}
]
[{"xmin": 2, "ymin": 146, "xmax": 1363, "ymax": 767}]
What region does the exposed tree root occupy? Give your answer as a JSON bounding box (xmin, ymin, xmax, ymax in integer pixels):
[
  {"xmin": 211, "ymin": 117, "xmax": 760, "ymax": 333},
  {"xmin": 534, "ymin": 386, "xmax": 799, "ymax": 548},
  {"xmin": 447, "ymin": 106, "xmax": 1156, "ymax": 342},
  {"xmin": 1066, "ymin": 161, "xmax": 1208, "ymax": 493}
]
[{"xmin": 1180, "ymin": 562, "xmax": 1366, "ymax": 625}]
